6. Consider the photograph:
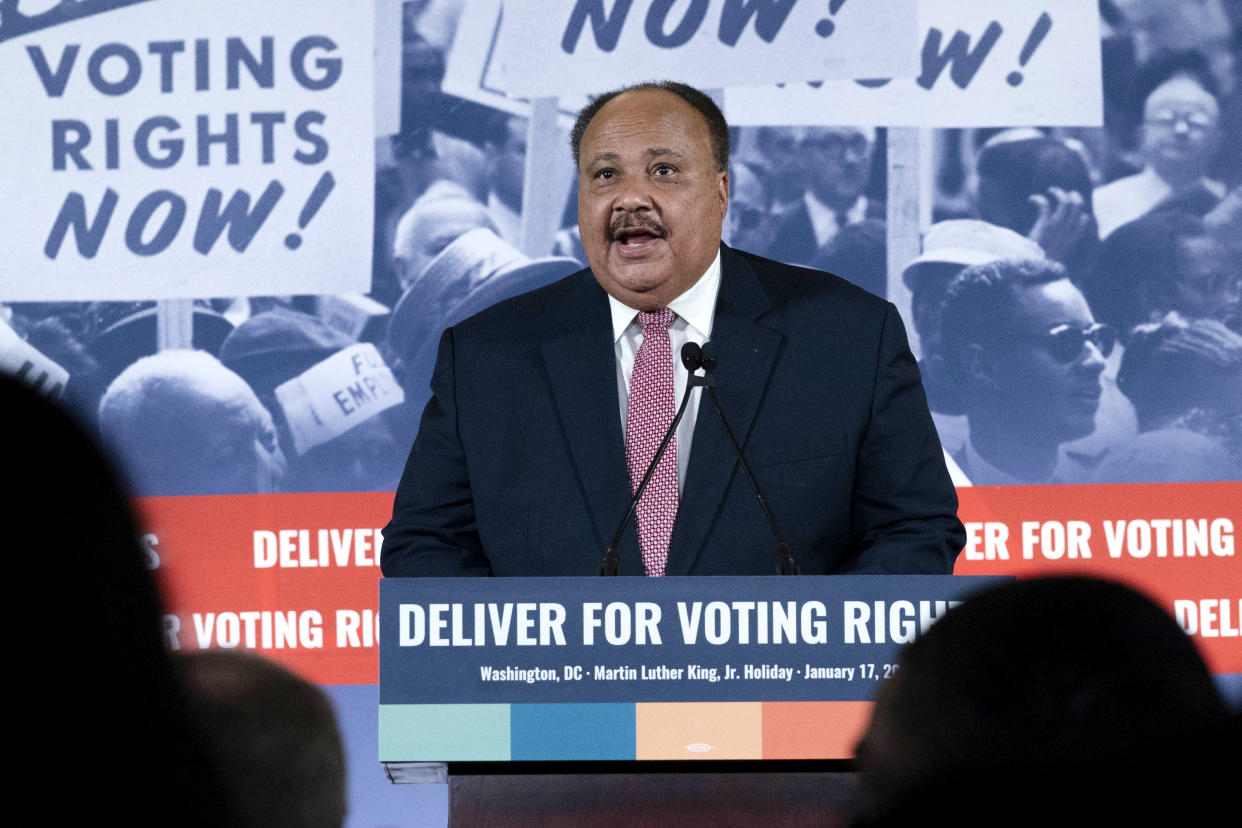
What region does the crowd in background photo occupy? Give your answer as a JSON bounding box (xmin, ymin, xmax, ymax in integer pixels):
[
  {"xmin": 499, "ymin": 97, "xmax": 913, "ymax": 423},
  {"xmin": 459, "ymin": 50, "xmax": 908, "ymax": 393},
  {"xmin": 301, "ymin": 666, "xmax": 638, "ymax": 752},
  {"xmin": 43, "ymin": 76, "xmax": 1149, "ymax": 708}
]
[{"xmin": 2, "ymin": 0, "xmax": 1240, "ymax": 496}]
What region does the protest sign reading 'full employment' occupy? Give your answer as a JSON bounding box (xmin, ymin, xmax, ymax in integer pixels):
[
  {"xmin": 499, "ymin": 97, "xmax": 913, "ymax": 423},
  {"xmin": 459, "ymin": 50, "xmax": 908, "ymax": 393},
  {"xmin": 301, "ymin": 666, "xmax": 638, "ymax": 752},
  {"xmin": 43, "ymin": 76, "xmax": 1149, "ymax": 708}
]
[
  {"xmin": 0, "ymin": 0, "xmax": 374, "ymax": 301},
  {"xmin": 275, "ymin": 343, "xmax": 404, "ymax": 456}
]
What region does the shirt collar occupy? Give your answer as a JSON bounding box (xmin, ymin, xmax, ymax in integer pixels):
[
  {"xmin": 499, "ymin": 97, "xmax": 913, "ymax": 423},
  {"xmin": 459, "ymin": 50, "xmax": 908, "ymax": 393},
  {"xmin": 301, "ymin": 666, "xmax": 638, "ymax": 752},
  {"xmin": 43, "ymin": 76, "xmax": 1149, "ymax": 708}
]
[
  {"xmin": 803, "ymin": 191, "xmax": 867, "ymax": 249},
  {"xmin": 961, "ymin": 440, "xmax": 1028, "ymax": 487},
  {"xmin": 608, "ymin": 248, "xmax": 722, "ymax": 342},
  {"xmin": 961, "ymin": 439, "xmax": 1082, "ymax": 486}
]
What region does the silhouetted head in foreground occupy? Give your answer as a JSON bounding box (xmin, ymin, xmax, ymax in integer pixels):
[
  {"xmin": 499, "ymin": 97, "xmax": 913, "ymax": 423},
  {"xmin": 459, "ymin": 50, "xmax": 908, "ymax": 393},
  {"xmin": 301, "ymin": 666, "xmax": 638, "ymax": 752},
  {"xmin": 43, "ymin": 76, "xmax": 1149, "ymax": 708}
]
[
  {"xmin": 855, "ymin": 576, "xmax": 1236, "ymax": 826},
  {"xmin": 6, "ymin": 374, "xmax": 236, "ymax": 824},
  {"xmin": 177, "ymin": 650, "xmax": 347, "ymax": 828}
]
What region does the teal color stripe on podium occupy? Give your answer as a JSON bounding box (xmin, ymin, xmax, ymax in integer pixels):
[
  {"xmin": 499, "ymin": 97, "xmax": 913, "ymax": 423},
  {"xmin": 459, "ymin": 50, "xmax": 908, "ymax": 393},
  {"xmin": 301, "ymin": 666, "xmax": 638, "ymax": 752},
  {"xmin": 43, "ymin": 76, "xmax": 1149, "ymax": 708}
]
[
  {"xmin": 379, "ymin": 704, "xmax": 510, "ymax": 761},
  {"xmin": 511, "ymin": 703, "xmax": 636, "ymax": 760}
]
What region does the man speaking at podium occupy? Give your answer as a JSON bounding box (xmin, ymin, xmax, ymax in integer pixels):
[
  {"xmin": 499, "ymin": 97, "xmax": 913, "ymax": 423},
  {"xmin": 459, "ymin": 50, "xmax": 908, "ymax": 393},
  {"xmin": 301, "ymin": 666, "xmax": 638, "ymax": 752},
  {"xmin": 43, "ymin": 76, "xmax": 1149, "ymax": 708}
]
[{"xmin": 382, "ymin": 82, "xmax": 963, "ymax": 578}]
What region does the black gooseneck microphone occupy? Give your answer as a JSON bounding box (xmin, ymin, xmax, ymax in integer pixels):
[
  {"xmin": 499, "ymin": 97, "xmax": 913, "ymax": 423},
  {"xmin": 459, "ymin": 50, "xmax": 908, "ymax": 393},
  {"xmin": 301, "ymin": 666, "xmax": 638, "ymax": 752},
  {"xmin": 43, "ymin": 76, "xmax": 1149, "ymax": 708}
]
[
  {"xmin": 698, "ymin": 342, "xmax": 801, "ymax": 575},
  {"xmin": 599, "ymin": 342, "xmax": 711, "ymax": 576}
]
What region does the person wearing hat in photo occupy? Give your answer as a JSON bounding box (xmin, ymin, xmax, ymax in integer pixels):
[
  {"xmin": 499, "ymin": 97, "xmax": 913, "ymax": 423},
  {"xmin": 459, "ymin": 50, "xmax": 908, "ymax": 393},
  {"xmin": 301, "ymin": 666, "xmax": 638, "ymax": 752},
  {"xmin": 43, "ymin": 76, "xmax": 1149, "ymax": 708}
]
[
  {"xmin": 937, "ymin": 258, "xmax": 1113, "ymax": 485},
  {"xmin": 901, "ymin": 220, "xmax": 1046, "ymax": 482},
  {"xmin": 385, "ymin": 227, "xmax": 580, "ymax": 448},
  {"xmin": 220, "ymin": 309, "xmax": 407, "ymax": 493},
  {"xmin": 391, "ymin": 180, "xmax": 499, "ymax": 295},
  {"xmin": 84, "ymin": 300, "xmax": 236, "ymax": 392}
]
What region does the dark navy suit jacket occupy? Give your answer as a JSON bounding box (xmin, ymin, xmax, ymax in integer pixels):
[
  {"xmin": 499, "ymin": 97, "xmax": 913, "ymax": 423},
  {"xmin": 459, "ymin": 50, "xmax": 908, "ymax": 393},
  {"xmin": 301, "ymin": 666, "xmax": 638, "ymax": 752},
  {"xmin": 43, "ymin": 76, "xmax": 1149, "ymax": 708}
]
[{"xmin": 381, "ymin": 245, "xmax": 963, "ymax": 576}]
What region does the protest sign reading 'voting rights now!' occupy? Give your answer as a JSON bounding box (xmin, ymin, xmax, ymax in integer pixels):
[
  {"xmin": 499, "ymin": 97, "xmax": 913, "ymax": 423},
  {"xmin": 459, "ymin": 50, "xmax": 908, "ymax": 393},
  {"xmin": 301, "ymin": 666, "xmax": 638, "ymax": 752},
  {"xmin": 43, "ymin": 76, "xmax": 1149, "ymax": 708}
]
[{"xmin": 0, "ymin": 0, "xmax": 374, "ymax": 301}]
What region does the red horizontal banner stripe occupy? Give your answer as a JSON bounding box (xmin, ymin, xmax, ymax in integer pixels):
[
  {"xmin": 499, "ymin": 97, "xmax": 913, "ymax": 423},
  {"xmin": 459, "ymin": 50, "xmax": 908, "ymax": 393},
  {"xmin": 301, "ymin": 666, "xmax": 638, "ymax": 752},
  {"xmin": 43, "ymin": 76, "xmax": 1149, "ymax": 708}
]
[
  {"xmin": 133, "ymin": 482, "xmax": 1241, "ymax": 684},
  {"xmin": 954, "ymin": 482, "xmax": 1242, "ymax": 672},
  {"xmin": 136, "ymin": 492, "xmax": 392, "ymax": 685}
]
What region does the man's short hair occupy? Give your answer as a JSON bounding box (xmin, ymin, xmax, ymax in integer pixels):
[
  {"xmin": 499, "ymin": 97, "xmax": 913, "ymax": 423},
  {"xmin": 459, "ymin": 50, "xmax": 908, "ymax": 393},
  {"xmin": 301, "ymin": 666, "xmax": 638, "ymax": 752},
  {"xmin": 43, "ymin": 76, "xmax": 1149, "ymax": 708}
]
[
  {"xmin": 98, "ymin": 350, "xmax": 278, "ymax": 495},
  {"xmin": 570, "ymin": 80, "xmax": 730, "ymax": 172},
  {"xmin": 1089, "ymin": 210, "xmax": 1209, "ymax": 333},
  {"xmin": 933, "ymin": 258, "xmax": 1067, "ymax": 414},
  {"xmin": 1126, "ymin": 50, "xmax": 1221, "ymax": 124},
  {"xmin": 976, "ymin": 137, "xmax": 1095, "ymax": 235},
  {"xmin": 940, "ymin": 257, "xmax": 1068, "ymax": 353},
  {"xmin": 99, "ymin": 350, "xmax": 234, "ymax": 448}
]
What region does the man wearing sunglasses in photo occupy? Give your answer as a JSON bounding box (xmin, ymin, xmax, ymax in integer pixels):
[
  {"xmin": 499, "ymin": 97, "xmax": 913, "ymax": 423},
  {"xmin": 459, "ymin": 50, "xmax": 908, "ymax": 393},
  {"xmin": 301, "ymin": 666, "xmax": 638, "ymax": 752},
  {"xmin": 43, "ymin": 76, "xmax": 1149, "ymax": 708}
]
[{"xmin": 937, "ymin": 258, "xmax": 1114, "ymax": 485}]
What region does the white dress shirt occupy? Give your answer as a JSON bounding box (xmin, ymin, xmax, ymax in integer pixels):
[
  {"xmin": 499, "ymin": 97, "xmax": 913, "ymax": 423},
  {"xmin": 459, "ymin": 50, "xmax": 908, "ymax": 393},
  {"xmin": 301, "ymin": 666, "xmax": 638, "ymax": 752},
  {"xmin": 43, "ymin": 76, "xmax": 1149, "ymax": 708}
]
[
  {"xmin": 608, "ymin": 249, "xmax": 721, "ymax": 491},
  {"xmin": 803, "ymin": 190, "xmax": 869, "ymax": 250},
  {"xmin": 958, "ymin": 439, "xmax": 1088, "ymax": 486},
  {"xmin": 1093, "ymin": 166, "xmax": 1225, "ymax": 239}
]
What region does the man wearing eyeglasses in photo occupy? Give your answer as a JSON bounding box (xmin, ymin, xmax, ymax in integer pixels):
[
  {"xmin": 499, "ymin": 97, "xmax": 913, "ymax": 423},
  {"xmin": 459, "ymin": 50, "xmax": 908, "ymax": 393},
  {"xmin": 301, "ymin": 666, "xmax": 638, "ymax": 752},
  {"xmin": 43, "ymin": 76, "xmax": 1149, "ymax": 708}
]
[
  {"xmin": 1094, "ymin": 52, "xmax": 1225, "ymax": 239},
  {"xmin": 764, "ymin": 126, "xmax": 882, "ymax": 266},
  {"xmin": 936, "ymin": 258, "xmax": 1113, "ymax": 485}
]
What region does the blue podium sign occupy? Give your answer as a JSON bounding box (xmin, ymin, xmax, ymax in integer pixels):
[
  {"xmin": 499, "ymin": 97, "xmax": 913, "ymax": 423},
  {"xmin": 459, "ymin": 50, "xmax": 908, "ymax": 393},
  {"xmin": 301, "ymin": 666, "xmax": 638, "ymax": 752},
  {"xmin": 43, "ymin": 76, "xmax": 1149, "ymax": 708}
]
[{"xmin": 379, "ymin": 575, "xmax": 1000, "ymax": 761}]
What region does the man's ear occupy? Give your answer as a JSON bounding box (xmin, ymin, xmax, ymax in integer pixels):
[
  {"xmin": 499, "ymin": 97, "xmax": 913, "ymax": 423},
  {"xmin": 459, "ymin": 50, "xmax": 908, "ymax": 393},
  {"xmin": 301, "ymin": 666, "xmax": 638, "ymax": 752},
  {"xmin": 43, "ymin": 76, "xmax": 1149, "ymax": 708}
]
[
  {"xmin": 393, "ymin": 258, "xmax": 412, "ymax": 293},
  {"xmin": 718, "ymin": 168, "xmax": 730, "ymax": 219},
  {"xmin": 1136, "ymin": 279, "xmax": 1174, "ymax": 325},
  {"xmin": 964, "ymin": 343, "xmax": 1001, "ymax": 391}
]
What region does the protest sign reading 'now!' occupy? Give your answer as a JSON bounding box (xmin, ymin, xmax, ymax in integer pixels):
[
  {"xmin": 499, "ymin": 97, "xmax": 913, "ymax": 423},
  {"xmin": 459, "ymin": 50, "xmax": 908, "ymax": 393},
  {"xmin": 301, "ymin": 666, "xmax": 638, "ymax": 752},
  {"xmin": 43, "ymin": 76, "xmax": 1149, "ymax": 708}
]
[
  {"xmin": 726, "ymin": 0, "xmax": 1103, "ymax": 126},
  {"xmin": 495, "ymin": 0, "xmax": 919, "ymax": 98}
]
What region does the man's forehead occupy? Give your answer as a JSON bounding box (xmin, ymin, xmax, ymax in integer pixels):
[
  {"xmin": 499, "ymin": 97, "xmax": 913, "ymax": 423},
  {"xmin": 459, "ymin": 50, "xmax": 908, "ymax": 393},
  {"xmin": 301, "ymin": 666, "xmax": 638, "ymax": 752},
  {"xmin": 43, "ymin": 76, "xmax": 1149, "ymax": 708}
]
[
  {"xmin": 1146, "ymin": 75, "xmax": 1219, "ymax": 114},
  {"xmin": 587, "ymin": 146, "xmax": 686, "ymax": 164},
  {"xmin": 584, "ymin": 89, "xmax": 710, "ymax": 150},
  {"xmin": 1013, "ymin": 278, "xmax": 1090, "ymax": 328}
]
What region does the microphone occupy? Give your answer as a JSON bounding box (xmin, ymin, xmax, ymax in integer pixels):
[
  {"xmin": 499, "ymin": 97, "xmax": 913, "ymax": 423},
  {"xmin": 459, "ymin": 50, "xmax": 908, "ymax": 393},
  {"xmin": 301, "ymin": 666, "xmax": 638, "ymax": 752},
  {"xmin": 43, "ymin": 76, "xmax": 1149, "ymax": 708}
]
[
  {"xmin": 599, "ymin": 341, "xmax": 707, "ymax": 576},
  {"xmin": 699, "ymin": 342, "xmax": 800, "ymax": 575},
  {"xmin": 679, "ymin": 342, "xmax": 715, "ymax": 390}
]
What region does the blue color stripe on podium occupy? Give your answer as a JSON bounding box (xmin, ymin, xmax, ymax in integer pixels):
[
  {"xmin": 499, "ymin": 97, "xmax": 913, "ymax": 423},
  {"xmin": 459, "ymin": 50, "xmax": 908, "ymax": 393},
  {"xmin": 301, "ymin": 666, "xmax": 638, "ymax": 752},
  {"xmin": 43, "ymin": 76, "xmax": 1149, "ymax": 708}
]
[{"xmin": 510, "ymin": 704, "xmax": 636, "ymax": 760}]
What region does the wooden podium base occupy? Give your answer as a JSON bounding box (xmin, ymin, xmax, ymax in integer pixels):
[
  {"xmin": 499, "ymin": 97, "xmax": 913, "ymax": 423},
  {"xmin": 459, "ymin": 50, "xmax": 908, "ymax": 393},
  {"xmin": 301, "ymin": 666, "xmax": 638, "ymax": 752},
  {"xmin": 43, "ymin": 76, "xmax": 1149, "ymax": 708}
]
[{"xmin": 447, "ymin": 764, "xmax": 860, "ymax": 826}]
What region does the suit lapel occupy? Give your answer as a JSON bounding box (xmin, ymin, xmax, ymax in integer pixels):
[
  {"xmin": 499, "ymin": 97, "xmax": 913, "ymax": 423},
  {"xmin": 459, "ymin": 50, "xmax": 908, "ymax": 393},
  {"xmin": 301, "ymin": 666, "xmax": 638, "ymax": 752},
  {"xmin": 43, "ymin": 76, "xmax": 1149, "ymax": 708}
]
[
  {"xmin": 667, "ymin": 247, "xmax": 782, "ymax": 575},
  {"xmin": 540, "ymin": 272, "xmax": 643, "ymax": 574}
]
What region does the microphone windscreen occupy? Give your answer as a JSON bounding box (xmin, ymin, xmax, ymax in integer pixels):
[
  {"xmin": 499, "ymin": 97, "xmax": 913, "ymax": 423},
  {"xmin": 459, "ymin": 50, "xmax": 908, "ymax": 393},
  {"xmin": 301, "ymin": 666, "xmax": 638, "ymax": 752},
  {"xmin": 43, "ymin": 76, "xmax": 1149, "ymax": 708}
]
[
  {"xmin": 680, "ymin": 341, "xmax": 703, "ymax": 372},
  {"xmin": 700, "ymin": 341, "xmax": 718, "ymax": 374}
]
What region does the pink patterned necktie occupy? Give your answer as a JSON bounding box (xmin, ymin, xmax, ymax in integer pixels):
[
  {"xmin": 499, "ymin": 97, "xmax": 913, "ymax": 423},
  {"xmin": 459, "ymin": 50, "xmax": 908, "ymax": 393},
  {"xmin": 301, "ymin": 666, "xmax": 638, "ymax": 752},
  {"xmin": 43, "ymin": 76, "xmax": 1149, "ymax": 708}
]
[{"xmin": 626, "ymin": 308, "xmax": 679, "ymax": 577}]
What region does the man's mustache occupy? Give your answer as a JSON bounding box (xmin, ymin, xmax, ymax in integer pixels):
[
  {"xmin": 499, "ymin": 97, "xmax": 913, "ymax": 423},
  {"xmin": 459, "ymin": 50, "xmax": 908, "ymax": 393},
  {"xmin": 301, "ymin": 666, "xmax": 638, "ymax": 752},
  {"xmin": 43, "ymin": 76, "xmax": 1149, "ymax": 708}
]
[{"xmin": 608, "ymin": 215, "xmax": 667, "ymax": 242}]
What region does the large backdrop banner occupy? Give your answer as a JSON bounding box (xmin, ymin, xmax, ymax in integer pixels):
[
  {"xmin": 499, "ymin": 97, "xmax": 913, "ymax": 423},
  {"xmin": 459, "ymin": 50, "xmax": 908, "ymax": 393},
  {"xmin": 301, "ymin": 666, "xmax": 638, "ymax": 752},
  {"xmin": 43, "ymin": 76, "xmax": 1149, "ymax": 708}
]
[{"xmin": 3, "ymin": 0, "xmax": 1241, "ymax": 821}]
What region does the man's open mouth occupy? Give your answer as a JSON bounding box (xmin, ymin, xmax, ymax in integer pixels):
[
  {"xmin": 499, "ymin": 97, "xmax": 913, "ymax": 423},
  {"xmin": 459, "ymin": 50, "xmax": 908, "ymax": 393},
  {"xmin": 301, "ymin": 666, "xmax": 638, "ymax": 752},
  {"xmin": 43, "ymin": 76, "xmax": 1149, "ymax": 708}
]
[
  {"xmin": 616, "ymin": 229, "xmax": 662, "ymax": 247},
  {"xmin": 610, "ymin": 220, "xmax": 667, "ymax": 248}
]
